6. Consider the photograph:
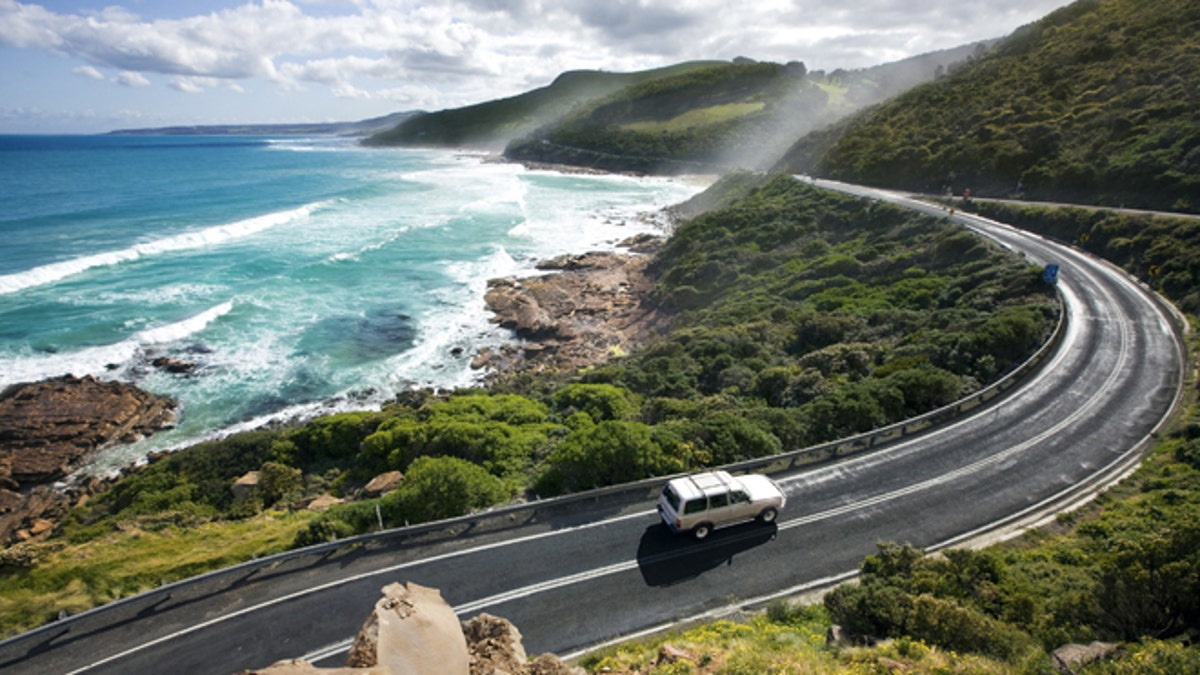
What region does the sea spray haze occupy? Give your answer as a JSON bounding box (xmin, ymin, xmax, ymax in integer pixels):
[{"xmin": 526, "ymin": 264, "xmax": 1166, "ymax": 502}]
[{"xmin": 0, "ymin": 135, "xmax": 703, "ymax": 470}]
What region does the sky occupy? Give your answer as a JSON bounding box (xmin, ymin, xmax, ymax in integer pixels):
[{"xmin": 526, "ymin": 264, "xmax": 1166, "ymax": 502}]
[{"xmin": 0, "ymin": 0, "xmax": 1074, "ymax": 134}]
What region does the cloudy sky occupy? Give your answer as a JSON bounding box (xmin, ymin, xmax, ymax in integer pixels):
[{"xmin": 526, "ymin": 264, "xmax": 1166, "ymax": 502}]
[{"xmin": 1, "ymin": 0, "xmax": 1072, "ymax": 134}]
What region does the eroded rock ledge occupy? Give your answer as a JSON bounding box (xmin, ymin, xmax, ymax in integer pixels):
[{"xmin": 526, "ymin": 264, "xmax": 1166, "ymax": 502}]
[
  {"xmin": 476, "ymin": 234, "xmax": 670, "ymax": 378},
  {"xmin": 0, "ymin": 374, "xmax": 177, "ymax": 545}
]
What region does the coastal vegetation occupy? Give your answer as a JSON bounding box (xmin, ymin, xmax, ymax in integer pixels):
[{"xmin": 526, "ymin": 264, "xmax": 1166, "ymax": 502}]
[
  {"xmin": 779, "ymin": 0, "xmax": 1200, "ymax": 213},
  {"xmin": 503, "ymin": 61, "xmax": 826, "ymax": 173}
]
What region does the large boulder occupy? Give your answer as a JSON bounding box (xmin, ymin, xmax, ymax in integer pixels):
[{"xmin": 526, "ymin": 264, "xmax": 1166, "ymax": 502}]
[{"xmin": 344, "ymin": 582, "xmax": 469, "ymax": 673}]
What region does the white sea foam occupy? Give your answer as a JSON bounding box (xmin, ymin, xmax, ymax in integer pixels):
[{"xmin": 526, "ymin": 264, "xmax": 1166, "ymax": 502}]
[
  {"xmin": 0, "ymin": 301, "xmax": 234, "ymax": 388},
  {"xmin": 0, "ymin": 202, "xmax": 327, "ymax": 296},
  {"xmin": 0, "ymin": 342, "xmax": 141, "ymax": 389},
  {"xmin": 132, "ymin": 301, "xmax": 234, "ymax": 346}
]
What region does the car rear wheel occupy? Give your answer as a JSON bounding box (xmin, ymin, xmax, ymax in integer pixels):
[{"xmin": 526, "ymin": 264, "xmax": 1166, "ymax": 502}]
[
  {"xmin": 758, "ymin": 507, "xmax": 778, "ymax": 524},
  {"xmin": 692, "ymin": 523, "xmax": 712, "ymax": 540}
]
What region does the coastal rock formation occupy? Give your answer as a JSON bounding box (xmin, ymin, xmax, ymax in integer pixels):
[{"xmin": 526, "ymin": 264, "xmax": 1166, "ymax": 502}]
[
  {"xmin": 0, "ymin": 375, "xmax": 177, "ymax": 546},
  {"xmin": 253, "ymin": 582, "xmax": 581, "ymax": 675},
  {"xmin": 479, "ymin": 239, "xmax": 669, "ymax": 377},
  {"xmin": 0, "ymin": 374, "xmax": 177, "ymax": 487}
]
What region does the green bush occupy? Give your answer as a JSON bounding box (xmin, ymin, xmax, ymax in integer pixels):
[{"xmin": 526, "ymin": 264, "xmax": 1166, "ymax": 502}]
[
  {"xmin": 536, "ymin": 421, "xmax": 681, "ymax": 495},
  {"xmin": 550, "ymin": 383, "xmax": 638, "ymax": 421},
  {"xmin": 382, "ymin": 456, "xmax": 510, "ymax": 524}
]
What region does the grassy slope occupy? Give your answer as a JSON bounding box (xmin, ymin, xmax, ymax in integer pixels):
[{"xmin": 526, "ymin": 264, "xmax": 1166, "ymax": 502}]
[{"xmin": 780, "ymin": 0, "xmax": 1200, "ymax": 213}]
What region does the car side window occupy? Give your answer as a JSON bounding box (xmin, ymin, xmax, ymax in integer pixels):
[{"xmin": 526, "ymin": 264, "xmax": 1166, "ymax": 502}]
[
  {"xmin": 683, "ymin": 498, "xmax": 707, "ymax": 515},
  {"xmin": 730, "ymin": 490, "xmax": 750, "ymax": 504},
  {"xmin": 709, "ymin": 492, "xmax": 729, "ymax": 508}
]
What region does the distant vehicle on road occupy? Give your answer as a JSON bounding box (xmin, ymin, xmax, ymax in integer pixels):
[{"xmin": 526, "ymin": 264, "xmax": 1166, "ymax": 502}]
[{"xmin": 657, "ymin": 470, "xmax": 786, "ymax": 540}]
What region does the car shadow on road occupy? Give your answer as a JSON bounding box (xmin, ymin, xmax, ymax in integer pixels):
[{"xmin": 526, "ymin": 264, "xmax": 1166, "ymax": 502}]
[{"xmin": 636, "ymin": 522, "xmax": 778, "ymax": 587}]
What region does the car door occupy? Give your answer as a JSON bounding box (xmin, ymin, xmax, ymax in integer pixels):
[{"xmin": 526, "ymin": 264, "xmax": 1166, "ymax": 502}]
[{"xmin": 728, "ymin": 489, "xmax": 755, "ymax": 522}]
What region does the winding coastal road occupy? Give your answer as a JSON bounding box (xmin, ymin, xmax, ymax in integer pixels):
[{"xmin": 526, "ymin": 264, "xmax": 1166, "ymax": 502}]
[{"xmin": 0, "ymin": 181, "xmax": 1185, "ymax": 674}]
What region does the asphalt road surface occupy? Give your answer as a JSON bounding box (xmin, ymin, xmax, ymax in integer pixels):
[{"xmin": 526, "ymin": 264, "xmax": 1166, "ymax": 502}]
[{"xmin": 0, "ymin": 181, "xmax": 1184, "ymax": 674}]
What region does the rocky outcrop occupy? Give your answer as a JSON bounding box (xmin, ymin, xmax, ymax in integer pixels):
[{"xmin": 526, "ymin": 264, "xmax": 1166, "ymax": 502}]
[
  {"xmin": 253, "ymin": 583, "xmax": 581, "ymax": 675},
  {"xmin": 363, "ymin": 471, "xmax": 404, "ymax": 498},
  {"xmin": 0, "ymin": 375, "xmax": 177, "ymax": 487},
  {"xmin": 0, "ymin": 375, "xmax": 177, "ymax": 546},
  {"xmin": 1050, "ymin": 641, "xmax": 1125, "ymax": 674},
  {"xmin": 478, "ymin": 239, "xmax": 670, "ymax": 378}
]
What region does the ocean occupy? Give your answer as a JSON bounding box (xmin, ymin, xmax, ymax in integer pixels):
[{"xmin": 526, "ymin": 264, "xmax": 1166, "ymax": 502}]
[{"xmin": 0, "ymin": 134, "xmax": 704, "ymax": 472}]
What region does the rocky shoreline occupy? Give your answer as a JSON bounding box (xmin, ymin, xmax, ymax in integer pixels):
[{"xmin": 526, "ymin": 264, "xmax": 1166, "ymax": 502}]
[
  {"xmin": 0, "ymin": 375, "xmax": 178, "ymax": 546},
  {"xmin": 0, "ymin": 198, "xmax": 685, "ymax": 549},
  {"xmin": 473, "ymin": 232, "xmax": 671, "ymax": 379}
]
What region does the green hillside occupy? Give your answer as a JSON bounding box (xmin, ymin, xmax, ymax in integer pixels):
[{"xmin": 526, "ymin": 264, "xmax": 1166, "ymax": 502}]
[
  {"xmin": 503, "ymin": 60, "xmax": 825, "ymax": 173},
  {"xmin": 779, "ymin": 0, "xmax": 1200, "ymax": 213},
  {"xmin": 362, "ymin": 62, "xmax": 722, "ymax": 150}
]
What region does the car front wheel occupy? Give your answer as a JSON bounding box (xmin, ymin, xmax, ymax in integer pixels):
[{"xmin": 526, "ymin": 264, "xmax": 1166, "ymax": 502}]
[{"xmin": 758, "ymin": 507, "xmax": 778, "ymax": 524}]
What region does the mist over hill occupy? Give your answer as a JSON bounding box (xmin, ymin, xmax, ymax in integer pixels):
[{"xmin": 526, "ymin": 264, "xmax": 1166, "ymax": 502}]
[{"xmin": 364, "ymin": 44, "xmax": 986, "ymax": 172}]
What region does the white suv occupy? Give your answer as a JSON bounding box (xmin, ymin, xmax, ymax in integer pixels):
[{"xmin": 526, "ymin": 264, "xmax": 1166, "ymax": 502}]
[{"xmin": 657, "ymin": 470, "xmax": 786, "ymax": 540}]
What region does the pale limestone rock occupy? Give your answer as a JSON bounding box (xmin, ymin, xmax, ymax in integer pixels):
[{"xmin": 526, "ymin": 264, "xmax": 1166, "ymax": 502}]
[
  {"xmin": 655, "ymin": 644, "xmax": 696, "ymax": 666},
  {"xmin": 1051, "ymin": 641, "xmax": 1124, "ymax": 674},
  {"xmin": 306, "ymin": 494, "xmax": 344, "ymax": 511},
  {"xmin": 363, "ymin": 471, "xmax": 404, "ymax": 498},
  {"xmin": 345, "ymin": 582, "xmax": 470, "ymax": 674},
  {"xmin": 231, "ymin": 471, "xmax": 259, "ymax": 500}
]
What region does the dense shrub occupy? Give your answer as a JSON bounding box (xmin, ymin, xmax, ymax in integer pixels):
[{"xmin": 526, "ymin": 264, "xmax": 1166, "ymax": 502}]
[{"xmin": 536, "ymin": 421, "xmax": 682, "ymax": 495}]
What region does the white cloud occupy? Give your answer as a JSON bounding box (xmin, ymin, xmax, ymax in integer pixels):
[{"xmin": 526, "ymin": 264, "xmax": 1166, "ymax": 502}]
[
  {"xmin": 169, "ymin": 75, "xmax": 218, "ymax": 93},
  {"xmin": 114, "ymin": 70, "xmax": 150, "ymax": 87},
  {"xmin": 73, "ymin": 64, "xmax": 104, "ymax": 80}
]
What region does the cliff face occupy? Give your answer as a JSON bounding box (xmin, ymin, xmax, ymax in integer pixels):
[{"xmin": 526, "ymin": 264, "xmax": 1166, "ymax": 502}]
[{"xmin": 0, "ymin": 374, "xmax": 177, "ymax": 545}]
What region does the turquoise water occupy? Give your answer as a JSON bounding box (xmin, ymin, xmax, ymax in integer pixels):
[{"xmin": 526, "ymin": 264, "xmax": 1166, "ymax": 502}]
[{"xmin": 0, "ymin": 135, "xmax": 703, "ymax": 470}]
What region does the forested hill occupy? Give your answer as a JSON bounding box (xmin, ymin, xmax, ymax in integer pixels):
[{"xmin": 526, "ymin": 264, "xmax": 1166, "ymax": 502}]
[
  {"xmin": 778, "ymin": 0, "xmax": 1200, "ymax": 213},
  {"xmin": 362, "ymin": 62, "xmax": 724, "ymax": 150}
]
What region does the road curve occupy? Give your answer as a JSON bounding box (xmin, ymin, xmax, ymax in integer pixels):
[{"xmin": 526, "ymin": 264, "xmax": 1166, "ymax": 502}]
[{"xmin": 0, "ymin": 181, "xmax": 1185, "ymax": 674}]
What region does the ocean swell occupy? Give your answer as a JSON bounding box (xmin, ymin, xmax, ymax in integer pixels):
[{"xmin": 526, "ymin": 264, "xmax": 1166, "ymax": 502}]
[{"xmin": 0, "ymin": 201, "xmax": 327, "ymax": 296}]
